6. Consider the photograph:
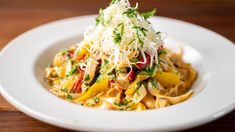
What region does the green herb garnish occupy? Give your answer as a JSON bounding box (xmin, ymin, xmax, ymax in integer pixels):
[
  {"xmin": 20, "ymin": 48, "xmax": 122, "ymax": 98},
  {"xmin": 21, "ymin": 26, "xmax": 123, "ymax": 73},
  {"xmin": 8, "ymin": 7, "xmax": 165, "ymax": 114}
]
[
  {"xmin": 133, "ymin": 26, "xmax": 148, "ymax": 36},
  {"xmin": 156, "ymin": 31, "xmax": 161, "ymax": 35},
  {"xmin": 141, "ymin": 8, "xmax": 157, "ymax": 20},
  {"xmin": 61, "ymin": 88, "xmax": 68, "ymax": 92},
  {"xmin": 67, "ymin": 94, "xmax": 73, "ymax": 100},
  {"xmin": 93, "ymin": 97, "xmax": 100, "ymax": 103},
  {"xmin": 123, "ymin": 4, "xmax": 138, "ymax": 18},
  {"xmin": 84, "ymin": 74, "xmax": 90, "ymax": 81},
  {"xmin": 158, "ymin": 50, "xmax": 167, "ymax": 56},
  {"xmin": 66, "ymin": 65, "xmax": 79, "ymax": 77},
  {"xmin": 104, "ymin": 60, "xmax": 109, "ymax": 65},
  {"xmin": 139, "ymin": 65, "xmax": 156, "ymax": 77},
  {"xmin": 136, "ymin": 88, "xmax": 140, "ymax": 95},
  {"xmin": 110, "ymin": 0, "xmax": 120, "ymax": 4},
  {"xmin": 47, "ymin": 64, "xmax": 52, "ymax": 67},
  {"xmin": 113, "ymin": 23, "xmax": 124, "ymax": 45},
  {"xmin": 96, "ymin": 9, "xmax": 104, "ymax": 26},
  {"xmin": 150, "ymin": 78, "xmax": 157, "ymax": 88},
  {"xmin": 132, "ymin": 25, "xmax": 148, "ymax": 48}
]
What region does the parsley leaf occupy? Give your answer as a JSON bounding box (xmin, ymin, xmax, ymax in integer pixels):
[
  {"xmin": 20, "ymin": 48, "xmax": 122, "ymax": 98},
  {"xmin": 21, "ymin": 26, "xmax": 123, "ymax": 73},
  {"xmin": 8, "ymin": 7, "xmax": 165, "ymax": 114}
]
[
  {"xmin": 67, "ymin": 94, "xmax": 73, "ymax": 100},
  {"xmin": 123, "ymin": 4, "xmax": 138, "ymax": 18},
  {"xmin": 96, "ymin": 9, "xmax": 104, "ymax": 26},
  {"xmin": 66, "ymin": 65, "xmax": 79, "ymax": 77},
  {"xmin": 61, "ymin": 88, "xmax": 68, "ymax": 92},
  {"xmin": 110, "ymin": 0, "xmax": 120, "ymax": 4},
  {"xmin": 132, "ymin": 25, "xmax": 148, "ymax": 48},
  {"xmin": 104, "ymin": 60, "xmax": 109, "ymax": 65},
  {"xmin": 158, "ymin": 50, "xmax": 167, "ymax": 56},
  {"xmin": 84, "ymin": 74, "xmax": 90, "ymax": 81},
  {"xmin": 150, "ymin": 78, "xmax": 157, "ymax": 88},
  {"xmin": 141, "ymin": 8, "xmax": 157, "ymax": 20},
  {"xmin": 156, "ymin": 31, "xmax": 161, "ymax": 35},
  {"xmin": 113, "ymin": 23, "xmax": 124, "ymax": 45},
  {"xmin": 93, "ymin": 97, "xmax": 100, "ymax": 103},
  {"xmin": 47, "ymin": 64, "xmax": 52, "ymax": 67}
]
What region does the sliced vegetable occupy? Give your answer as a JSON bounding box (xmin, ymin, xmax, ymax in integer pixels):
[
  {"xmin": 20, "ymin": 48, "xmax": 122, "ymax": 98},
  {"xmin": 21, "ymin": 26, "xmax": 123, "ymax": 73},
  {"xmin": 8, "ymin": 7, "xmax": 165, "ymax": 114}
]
[
  {"xmin": 75, "ymin": 43, "xmax": 90, "ymax": 60},
  {"xmin": 135, "ymin": 53, "xmax": 151, "ymax": 70},
  {"xmin": 62, "ymin": 78, "xmax": 76, "ymax": 92},
  {"xmin": 132, "ymin": 102, "xmax": 146, "ymax": 111},
  {"xmin": 70, "ymin": 68, "xmax": 84, "ymax": 93},
  {"xmin": 128, "ymin": 70, "xmax": 136, "ymax": 82},
  {"xmin": 75, "ymin": 75, "xmax": 109, "ymax": 102},
  {"xmin": 156, "ymin": 72, "xmax": 180, "ymax": 87}
]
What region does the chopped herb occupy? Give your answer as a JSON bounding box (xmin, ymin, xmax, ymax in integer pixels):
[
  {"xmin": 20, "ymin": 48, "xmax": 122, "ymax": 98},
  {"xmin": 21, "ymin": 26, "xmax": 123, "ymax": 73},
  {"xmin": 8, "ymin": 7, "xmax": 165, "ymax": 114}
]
[
  {"xmin": 107, "ymin": 16, "xmax": 113, "ymax": 24},
  {"xmin": 136, "ymin": 89, "xmax": 140, "ymax": 95},
  {"xmin": 128, "ymin": 39, "xmax": 135, "ymax": 45},
  {"xmin": 61, "ymin": 88, "xmax": 68, "ymax": 92},
  {"xmin": 133, "ymin": 26, "xmax": 148, "ymax": 36},
  {"xmin": 110, "ymin": 0, "xmax": 120, "ymax": 4},
  {"xmin": 123, "ymin": 4, "xmax": 138, "ymax": 18},
  {"xmin": 85, "ymin": 74, "xmax": 90, "ymax": 81},
  {"xmin": 150, "ymin": 78, "xmax": 157, "ymax": 88},
  {"xmin": 139, "ymin": 65, "xmax": 156, "ymax": 77},
  {"xmin": 141, "ymin": 8, "xmax": 157, "ymax": 20},
  {"xmin": 104, "ymin": 60, "xmax": 109, "ymax": 65},
  {"xmin": 96, "ymin": 9, "xmax": 104, "ymax": 26},
  {"xmin": 136, "ymin": 31, "xmax": 144, "ymax": 47},
  {"xmin": 67, "ymin": 94, "xmax": 73, "ymax": 100},
  {"xmin": 156, "ymin": 31, "xmax": 161, "ymax": 35},
  {"xmin": 93, "ymin": 97, "xmax": 100, "ymax": 103},
  {"xmin": 66, "ymin": 65, "xmax": 79, "ymax": 77},
  {"xmin": 158, "ymin": 50, "xmax": 167, "ymax": 56},
  {"xmin": 113, "ymin": 23, "xmax": 124, "ymax": 45},
  {"xmin": 136, "ymin": 81, "xmax": 142, "ymax": 87},
  {"xmin": 47, "ymin": 64, "xmax": 52, "ymax": 67},
  {"xmin": 132, "ymin": 25, "xmax": 148, "ymax": 48},
  {"xmin": 122, "ymin": 99, "xmax": 131, "ymax": 105}
]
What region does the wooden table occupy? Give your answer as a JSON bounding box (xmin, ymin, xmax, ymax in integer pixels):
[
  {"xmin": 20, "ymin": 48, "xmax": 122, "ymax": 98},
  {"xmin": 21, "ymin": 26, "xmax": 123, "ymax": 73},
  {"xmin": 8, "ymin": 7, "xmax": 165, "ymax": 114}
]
[{"xmin": 0, "ymin": 0, "xmax": 235, "ymax": 131}]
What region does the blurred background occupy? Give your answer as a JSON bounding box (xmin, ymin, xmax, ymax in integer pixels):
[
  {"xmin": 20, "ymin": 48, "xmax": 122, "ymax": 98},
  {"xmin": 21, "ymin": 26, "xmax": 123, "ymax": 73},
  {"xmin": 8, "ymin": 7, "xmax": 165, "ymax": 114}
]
[{"xmin": 0, "ymin": 0, "xmax": 235, "ymax": 131}]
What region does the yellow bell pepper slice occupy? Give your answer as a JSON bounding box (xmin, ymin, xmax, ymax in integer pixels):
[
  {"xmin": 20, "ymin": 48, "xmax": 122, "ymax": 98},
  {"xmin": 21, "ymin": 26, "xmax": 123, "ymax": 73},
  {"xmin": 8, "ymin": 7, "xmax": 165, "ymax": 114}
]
[
  {"xmin": 156, "ymin": 72, "xmax": 180, "ymax": 87},
  {"xmin": 76, "ymin": 43, "xmax": 90, "ymax": 60},
  {"xmin": 125, "ymin": 80, "xmax": 139, "ymax": 96},
  {"xmin": 125, "ymin": 74, "xmax": 149, "ymax": 96},
  {"xmin": 132, "ymin": 102, "xmax": 147, "ymax": 111},
  {"xmin": 75, "ymin": 75, "xmax": 108, "ymax": 102}
]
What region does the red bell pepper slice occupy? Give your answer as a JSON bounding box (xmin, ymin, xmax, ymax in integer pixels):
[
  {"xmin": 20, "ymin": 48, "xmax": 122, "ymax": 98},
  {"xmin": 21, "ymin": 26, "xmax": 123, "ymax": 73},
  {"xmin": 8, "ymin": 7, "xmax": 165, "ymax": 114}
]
[
  {"xmin": 70, "ymin": 68, "xmax": 84, "ymax": 93},
  {"xmin": 135, "ymin": 53, "xmax": 151, "ymax": 70},
  {"xmin": 128, "ymin": 70, "xmax": 136, "ymax": 82}
]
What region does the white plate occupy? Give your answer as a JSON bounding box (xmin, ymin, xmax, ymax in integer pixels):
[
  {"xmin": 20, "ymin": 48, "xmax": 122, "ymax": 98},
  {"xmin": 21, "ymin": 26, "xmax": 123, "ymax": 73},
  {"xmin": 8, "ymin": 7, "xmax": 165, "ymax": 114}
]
[{"xmin": 0, "ymin": 15, "xmax": 235, "ymax": 131}]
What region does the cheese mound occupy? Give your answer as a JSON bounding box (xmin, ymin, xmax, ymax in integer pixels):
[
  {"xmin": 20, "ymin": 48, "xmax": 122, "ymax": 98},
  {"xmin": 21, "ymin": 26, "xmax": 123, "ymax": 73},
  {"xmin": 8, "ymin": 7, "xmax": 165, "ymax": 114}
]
[{"xmin": 79, "ymin": 0, "xmax": 163, "ymax": 76}]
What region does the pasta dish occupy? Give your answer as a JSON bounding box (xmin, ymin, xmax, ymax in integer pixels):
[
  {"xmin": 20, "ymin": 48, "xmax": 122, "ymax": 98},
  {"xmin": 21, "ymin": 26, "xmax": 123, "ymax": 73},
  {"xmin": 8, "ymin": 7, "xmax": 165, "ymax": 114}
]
[{"xmin": 45, "ymin": 0, "xmax": 197, "ymax": 110}]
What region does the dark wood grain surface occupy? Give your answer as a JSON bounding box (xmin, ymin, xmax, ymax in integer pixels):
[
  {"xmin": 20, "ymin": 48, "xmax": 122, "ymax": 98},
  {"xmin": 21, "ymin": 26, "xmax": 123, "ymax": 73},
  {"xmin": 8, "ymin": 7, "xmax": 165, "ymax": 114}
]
[{"xmin": 0, "ymin": 0, "xmax": 235, "ymax": 131}]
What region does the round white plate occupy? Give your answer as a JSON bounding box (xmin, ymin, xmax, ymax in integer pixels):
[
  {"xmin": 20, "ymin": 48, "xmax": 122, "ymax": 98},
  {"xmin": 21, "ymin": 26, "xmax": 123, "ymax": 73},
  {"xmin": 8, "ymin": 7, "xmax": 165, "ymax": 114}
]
[{"xmin": 0, "ymin": 15, "xmax": 235, "ymax": 131}]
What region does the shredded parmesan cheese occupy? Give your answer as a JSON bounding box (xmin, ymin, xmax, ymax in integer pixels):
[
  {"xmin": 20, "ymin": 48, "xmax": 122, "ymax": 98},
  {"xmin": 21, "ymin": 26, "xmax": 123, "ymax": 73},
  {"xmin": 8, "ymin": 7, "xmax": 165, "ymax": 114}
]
[{"xmin": 80, "ymin": 0, "xmax": 163, "ymax": 77}]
